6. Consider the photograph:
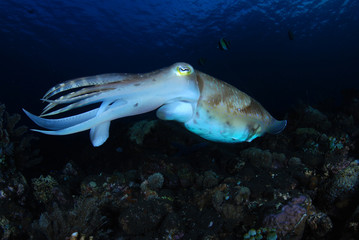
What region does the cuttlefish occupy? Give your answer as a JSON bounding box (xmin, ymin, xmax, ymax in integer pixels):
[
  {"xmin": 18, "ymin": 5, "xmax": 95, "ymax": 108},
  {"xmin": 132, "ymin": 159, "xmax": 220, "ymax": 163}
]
[{"xmin": 23, "ymin": 62, "xmax": 286, "ymax": 147}]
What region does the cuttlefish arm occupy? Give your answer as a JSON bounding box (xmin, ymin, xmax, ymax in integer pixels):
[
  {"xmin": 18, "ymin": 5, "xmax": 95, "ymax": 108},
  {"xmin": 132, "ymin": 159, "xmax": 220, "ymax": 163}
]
[
  {"xmin": 24, "ymin": 63, "xmax": 200, "ymax": 146},
  {"xmin": 24, "ymin": 62, "xmax": 286, "ymax": 147}
]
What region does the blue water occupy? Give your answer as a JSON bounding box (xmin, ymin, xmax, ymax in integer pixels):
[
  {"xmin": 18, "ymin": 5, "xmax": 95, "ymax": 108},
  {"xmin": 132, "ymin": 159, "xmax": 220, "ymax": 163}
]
[{"xmin": 1, "ymin": 0, "xmax": 358, "ymax": 115}]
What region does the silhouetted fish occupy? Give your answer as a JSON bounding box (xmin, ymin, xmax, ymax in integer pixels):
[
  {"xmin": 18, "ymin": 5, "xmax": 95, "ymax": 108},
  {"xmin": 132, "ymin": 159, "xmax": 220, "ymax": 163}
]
[
  {"xmin": 218, "ymin": 38, "xmax": 230, "ymax": 51},
  {"xmin": 288, "ymin": 30, "xmax": 294, "ymax": 40},
  {"xmin": 198, "ymin": 57, "xmax": 207, "ymax": 66}
]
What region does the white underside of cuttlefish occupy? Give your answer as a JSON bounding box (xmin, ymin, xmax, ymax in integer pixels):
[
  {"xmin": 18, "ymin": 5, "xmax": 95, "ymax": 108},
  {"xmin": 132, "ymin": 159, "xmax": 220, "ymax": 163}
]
[{"xmin": 23, "ymin": 62, "xmax": 287, "ymax": 147}]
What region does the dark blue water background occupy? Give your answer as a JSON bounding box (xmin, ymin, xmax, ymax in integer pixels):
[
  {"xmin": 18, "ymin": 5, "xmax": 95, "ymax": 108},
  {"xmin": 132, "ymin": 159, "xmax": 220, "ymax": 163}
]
[{"xmin": 1, "ymin": 0, "xmax": 359, "ymax": 118}]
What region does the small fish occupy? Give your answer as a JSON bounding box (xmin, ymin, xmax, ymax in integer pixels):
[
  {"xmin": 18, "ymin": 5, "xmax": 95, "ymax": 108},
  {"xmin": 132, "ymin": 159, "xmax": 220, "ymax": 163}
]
[
  {"xmin": 288, "ymin": 30, "xmax": 294, "ymax": 40},
  {"xmin": 218, "ymin": 38, "xmax": 230, "ymax": 51},
  {"xmin": 198, "ymin": 57, "xmax": 207, "ymax": 66},
  {"xmin": 27, "ymin": 9, "xmax": 35, "ymax": 14}
]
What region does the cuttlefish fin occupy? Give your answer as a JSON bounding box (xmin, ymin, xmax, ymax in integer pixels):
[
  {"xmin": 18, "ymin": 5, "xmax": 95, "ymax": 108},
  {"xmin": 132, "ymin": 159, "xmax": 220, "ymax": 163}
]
[
  {"xmin": 266, "ymin": 119, "xmax": 287, "ymax": 134},
  {"xmin": 156, "ymin": 101, "xmax": 194, "ymax": 122}
]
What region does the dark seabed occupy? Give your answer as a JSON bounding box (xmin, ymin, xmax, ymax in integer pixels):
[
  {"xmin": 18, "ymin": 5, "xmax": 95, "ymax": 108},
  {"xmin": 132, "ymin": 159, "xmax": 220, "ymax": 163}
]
[{"xmin": 1, "ymin": 0, "xmax": 359, "ymax": 239}]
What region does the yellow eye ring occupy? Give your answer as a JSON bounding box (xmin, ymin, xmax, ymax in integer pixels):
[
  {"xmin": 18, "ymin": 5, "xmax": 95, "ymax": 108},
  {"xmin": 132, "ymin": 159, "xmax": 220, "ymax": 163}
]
[{"xmin": 176, "ymin": 65, "xmax": 192, "ymax": 76}]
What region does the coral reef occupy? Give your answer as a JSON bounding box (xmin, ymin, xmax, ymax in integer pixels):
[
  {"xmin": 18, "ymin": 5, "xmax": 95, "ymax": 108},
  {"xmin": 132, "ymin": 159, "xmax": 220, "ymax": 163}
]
[
  {"xmin": 341, "ymin": 203, "xmax": 359, "ymax": 239},
  {"xmin": 322, "ymin": 160, "xmax": 359, "ymax": 206},
  {"xmin": 32, "ymin": 197, "xmax": 109, "ymax": 240},
  {"xmin": 0, "ymin": 103, "xmax": 41, "ymax": 170},
  {"xmin": 0, "ymin": 103, "xmax": 41, "ymax": 239},
  {"xmin": 32, "ymin": 175, "xmax": 60, "ymax": 204},
  {"xmin": 119, "ymin": 198, "xmax": 169, "ymax": 235},
  {"xmin": 240, "ymin": 147, "xmax": 287, "ymax": 169},
  {"xmin": 2, "ymin": 91, "xmax": 359, "ymax": 239}
]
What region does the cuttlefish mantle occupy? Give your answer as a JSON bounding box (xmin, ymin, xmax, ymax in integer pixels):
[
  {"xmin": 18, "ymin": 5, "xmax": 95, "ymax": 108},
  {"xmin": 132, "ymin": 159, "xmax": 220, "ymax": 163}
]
[{"xmin": 23, "ymin": 62, "xmax": 286, "ymax": 147}]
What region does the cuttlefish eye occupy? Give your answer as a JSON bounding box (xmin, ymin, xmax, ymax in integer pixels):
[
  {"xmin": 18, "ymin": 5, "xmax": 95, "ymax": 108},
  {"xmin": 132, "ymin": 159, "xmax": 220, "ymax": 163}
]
[{"xmin": 176, "ymin": 64, "xmax": 193, "ymax": 76}]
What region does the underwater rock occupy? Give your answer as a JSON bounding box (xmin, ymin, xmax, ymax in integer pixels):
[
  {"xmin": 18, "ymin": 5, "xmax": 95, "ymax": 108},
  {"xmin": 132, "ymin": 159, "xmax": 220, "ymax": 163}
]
[
  {"xmin": 212, "ymin": 189, "xmax": 225, "ymax": 208},
  {"xmin": 138, "ymin": 155, "xmax": 182, "ymax": 190},
  {"xmin": 177, "ymin": 163, "xmax": 195, "ymax": 188},
  {"xmin": 158, "ymin": 212, "xmax": 185, "ymax": 240},
  {"xmin": 225, "ymin": 156, "xmax": 246, "ymax": 174},
  {"xmin": 32, "ymin": 197, "xmax": 108, "ymax": 240},
  {"xmin": 147, "ymin": 172, "xmax": 164, "ymax": 190},
  {"xmin": 202, "ymin": 170, "xmax": 219, "ymax": 188},
  {"xmin": 294, "ymin": 128, "xmax": 322, "ymax": 145},
  {"xmin": 332, "ymin": 113, "xmax": 356, "ymax": 134},
  {"xmin": 292, "ymin": 128, "xmax": 337, "ymax": 168},
  {"xmin": 0, "ymin": 215, "xmax": 17, "ymax": 240},
  {"xmin": 32, "ymin": 175, "xmax": 59, "ymax": 204},
  {"xmin": 194, "ymin": 182, "xmax": 250, "ymax": 227},
  {"xmin": 196, "ymin": 170, "xmax": 219, "ymax": 189},
  {"xmin": 240, "ymin": 147, "xmax": 273, "ymax": 168},
  {"xmin": 272, "ymin": 152, "xmax": 287, "ymax": 168},
  {"xmin": 324, "ymin": 160, "xmax": 359, "ymax": 204},
  {"xmin": 263, "ymin": 195, "xmax": 313, "ymax": 239},
  {"xmin": 234, "ymin": 186, "xmax": 251, "ymax": 205},
  {"xmin": 307, "ymin": 212, "xmax": 333, "ymax": 237},
  {"xmin": 0, "ymin": 103, "xmax": 42, "ymax": 238},
  {"xmin": 240, "ymin": 147, "xmax": 287, "ymax": 169},
  {"xmin": 79, "ymin": 173, "xmax": 131, "ymax": 210},
  {"xmin": 302, "ymin": 106, "xmax": 332, "ymax": 132},
  {"xmin": 208, "ymin": 183, "xmax": 250, "ymax": 224},
  {"xmin": 0, "ymin": 171, "xmax": 28, "ymax": 206},
  {"xmin": 293, "ymin": 128, "xmax": 326, "ymax": 154},
  {"xmin": 243, "ymin": 227, "xmax": 278, "ymax": 240},
  {"xmin": 341, "ymin": 89, "xmax": 359, "ymax": 121},
  {"xmin": 0, "ymin": 103, "xmax": 41, "ymax": 170},
  {"xmin": 0, "ymin": 187, "xmax": 32, "ymax": 239},
  {"xmin": 288, "ymin": 157, "xmax": 303, "ymax": 167},
  {"xmin": 1, "ymin": 104, "xmax": 38, "ymax": 162},
  {"xmin": 128, "ymin": 119, "xmax": 158, "ymax": 145},
  {"xmin": 62, "ymin": 162, "xmax": 78, "ymax": 176},
  {"xmin": 221, "ymin": 203, "xmax": 243, "ymax": 220},
  {"xmin": 66, "ymin": 232, "xmax": 94, "ymax": 240},
  {"xmin": 119, "ymin": 199, "xmax": 169, "ymax": 235},
  {"xmin": 324, "ymin": 152, "xmax": 352, "ymax": 176},
  {"xmin": 140, "ymin": 172, "xmax": 165, "ymax": 200},
  {"xmin": 342, "ymin": 204, "xmax": 359, "ymax": 239}
]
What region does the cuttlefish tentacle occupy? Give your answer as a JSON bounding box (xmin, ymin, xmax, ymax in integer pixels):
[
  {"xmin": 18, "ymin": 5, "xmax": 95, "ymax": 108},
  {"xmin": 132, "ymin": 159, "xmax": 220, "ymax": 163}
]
[
  {"xmin": 41, "ymin": 77, "xmax": 134, "ymax": 116},
  {"xmin": 24, "ymin": 63, "xmax": 200, "ymax": 146},
  {"xmin": 24, "ymin": 62, "xmax": 286, "ymax": 147},
  {"xmin": 41, "ymin": 89, "xmax": 125, "ymax": 117},
  {"xmin": 43, "ymin": 73, "xmax": 130, "ymax": 100}
]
